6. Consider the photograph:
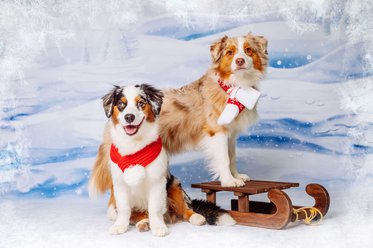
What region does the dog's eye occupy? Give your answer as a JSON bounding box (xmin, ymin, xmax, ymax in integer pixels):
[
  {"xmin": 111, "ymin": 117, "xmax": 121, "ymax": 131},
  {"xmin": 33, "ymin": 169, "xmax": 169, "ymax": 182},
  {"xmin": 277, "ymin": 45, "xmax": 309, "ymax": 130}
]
[
  {"xmin": 117, "ymin": 102, "xmax": 126, "ymax": 111},
  {"xmin": 245, "ymin": 47, "xmax": 253, "ymax": 56},
  {"xmin": 137, "ymin": 100, "xmax": 145, "ymax": 109},
  {"xmin": 226, "ymin": 50, "xmax": 233, "ymax": 56}
]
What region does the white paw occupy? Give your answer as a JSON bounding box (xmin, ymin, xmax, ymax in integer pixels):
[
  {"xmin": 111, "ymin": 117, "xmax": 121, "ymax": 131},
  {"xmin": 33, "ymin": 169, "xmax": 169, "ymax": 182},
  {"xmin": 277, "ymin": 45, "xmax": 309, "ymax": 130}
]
[
  {"xmin": 216, "ymin": 213, "xmax": 236, "ymax": 226},
  {"xmin": 107, "ymin": 205, "xmax": 117, "ymax": 221},
  {"xmin": 136, "ymin": 219, "xmax": 150, "ymax": 232},
  {"xmin": 221, "ymin": 177, "xmax": 245, "ymax": 187},
  {"xmin": 151, "ymin": 225, "xmax": 169, "ymax": 237},
  {"xmin": 109, "ymin": 224, "xmax": 128, "ymax": 235},
  {"xmin": 234, "ymin": 173, "xmax": 250, "ymax": 182},
  {"xmin": 189, "ymin": 213, "xmax": 206, "ymax": 226}
]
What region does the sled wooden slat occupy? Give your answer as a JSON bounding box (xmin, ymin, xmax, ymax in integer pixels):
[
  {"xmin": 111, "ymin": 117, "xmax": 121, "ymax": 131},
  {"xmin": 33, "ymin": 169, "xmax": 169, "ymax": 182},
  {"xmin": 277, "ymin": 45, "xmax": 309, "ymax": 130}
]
[{"xmin": 191, "ymin": 180, "xmax": 299, "ymax": 195}]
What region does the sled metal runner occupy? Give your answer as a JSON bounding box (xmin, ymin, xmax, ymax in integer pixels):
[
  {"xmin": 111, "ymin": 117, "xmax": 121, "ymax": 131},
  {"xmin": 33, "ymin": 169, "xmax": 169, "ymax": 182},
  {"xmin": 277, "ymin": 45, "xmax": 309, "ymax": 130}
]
[{"xmin": 191, "ymin": 180, "xmax": 330, "ymax": 229}]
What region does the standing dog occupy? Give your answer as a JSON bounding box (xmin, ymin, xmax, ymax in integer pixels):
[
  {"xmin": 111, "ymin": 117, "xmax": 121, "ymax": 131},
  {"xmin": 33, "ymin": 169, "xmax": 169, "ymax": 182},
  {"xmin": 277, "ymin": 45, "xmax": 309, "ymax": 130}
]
[
  {"xmin": 159, "ymin": 33, "xmax": 268, "ymax": 187},
  {"xmin": 93, "ymin": 84, "xmax": 235, "ymax": 236},
  {"xmin": 90, "ymin": 33, "xmax": 268, "ymax": 217}
]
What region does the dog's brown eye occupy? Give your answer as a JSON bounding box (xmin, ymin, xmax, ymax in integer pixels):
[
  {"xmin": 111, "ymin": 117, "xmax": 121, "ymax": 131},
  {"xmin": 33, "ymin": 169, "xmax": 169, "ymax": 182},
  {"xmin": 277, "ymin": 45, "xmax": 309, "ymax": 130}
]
[
  {"xmin": 226, "ymin": 50, "xmax": 233, "ymax": 56},
  {"xmin": 245, "ymin": 47, "xmax": 253, "ymax": 55},
  {"xmin": 117, "ymin": 102, "xmax": 126, "ymax": 111}
]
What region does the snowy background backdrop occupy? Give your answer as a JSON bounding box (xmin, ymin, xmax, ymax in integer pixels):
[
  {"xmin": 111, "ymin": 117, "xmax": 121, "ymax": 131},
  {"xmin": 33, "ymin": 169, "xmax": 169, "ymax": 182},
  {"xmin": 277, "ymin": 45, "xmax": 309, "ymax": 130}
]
[{"xmin": 1, "ymin": 0, "xmax": 372, "ymax": 247}]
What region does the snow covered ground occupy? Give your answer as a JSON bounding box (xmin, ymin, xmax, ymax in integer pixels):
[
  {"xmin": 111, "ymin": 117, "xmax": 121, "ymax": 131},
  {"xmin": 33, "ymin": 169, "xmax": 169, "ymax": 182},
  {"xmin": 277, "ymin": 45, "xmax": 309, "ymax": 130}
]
[{"xmin": 1, "ymin": 4, "xmax": 373, "ymax": 248}]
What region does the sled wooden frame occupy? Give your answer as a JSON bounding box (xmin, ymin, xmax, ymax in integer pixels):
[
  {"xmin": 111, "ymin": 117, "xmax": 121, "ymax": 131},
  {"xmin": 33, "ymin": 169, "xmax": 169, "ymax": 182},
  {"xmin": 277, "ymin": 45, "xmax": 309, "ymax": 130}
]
[{"xmin": 191, "ymin": 180, "xmax": 330, "ymax": 229}]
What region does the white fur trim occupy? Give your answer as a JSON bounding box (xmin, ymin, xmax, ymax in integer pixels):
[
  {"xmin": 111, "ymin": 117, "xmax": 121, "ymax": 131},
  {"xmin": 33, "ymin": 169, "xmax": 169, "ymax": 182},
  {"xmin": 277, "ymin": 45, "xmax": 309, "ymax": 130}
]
[
  {"xmin": 235, "ymin": 87, "xmax": 261, "ymax": 110},
  {"xmin": 229, "ymin": 86, "xmax": 240, "ymax": 99},
  {"xmin": 217, "ymin": 103, "xmax": 239, "ymax": 125},
  {"xmin": 122, "ymin": 165, "xmax": 145, "ymax": 186}
]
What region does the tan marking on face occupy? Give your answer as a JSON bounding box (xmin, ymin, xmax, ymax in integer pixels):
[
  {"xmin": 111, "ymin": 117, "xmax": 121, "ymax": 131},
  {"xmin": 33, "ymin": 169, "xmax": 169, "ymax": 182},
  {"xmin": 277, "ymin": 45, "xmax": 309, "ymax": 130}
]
[
  {"xmin": 111, "ymin": 105, "xmax": 120, "ymax": 125},
  {"xmin": 135, "ymin": 95, "xmax": 156, "ymax": 122},
  {"xmin": 218, "ymin": 42, "xmax": 237, "ymax": 79},
  {"xmin": 243, "ymin": 42, "xmax": 263, "ymax": 71},
  {"xmin": 143, "ymin": 103, "xmax": 155, "ymax": 122},
  {"xmin": 252, "ymin": 51, "xmax": 263, "ymax": 71},
  {"xmin": 244, "ymin": 34, "xmax": 269, "ymax": 72}
]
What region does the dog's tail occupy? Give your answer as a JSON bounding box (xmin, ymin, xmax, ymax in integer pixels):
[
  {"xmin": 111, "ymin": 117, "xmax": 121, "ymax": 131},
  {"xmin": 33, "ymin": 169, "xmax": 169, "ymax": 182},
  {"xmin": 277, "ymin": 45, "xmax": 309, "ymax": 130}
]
[
  {"xmin": 189, "ymin": 199, "xmax": 236, "ymax": 226},
  {"xmin": 88, "ymin": 123, "xmax": 113, "ymax": 199}
]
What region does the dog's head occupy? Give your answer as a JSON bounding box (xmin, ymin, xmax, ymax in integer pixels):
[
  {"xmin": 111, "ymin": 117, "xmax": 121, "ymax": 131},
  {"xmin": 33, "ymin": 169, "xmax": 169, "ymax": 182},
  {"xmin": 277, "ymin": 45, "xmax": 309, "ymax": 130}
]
[
  {"xmin": 102, "ymin": 84, "xmax": 163, "ymax": 136},
  {"xmin": 210, "ymin": 33, "xmax": 268, "ymax": 86}
]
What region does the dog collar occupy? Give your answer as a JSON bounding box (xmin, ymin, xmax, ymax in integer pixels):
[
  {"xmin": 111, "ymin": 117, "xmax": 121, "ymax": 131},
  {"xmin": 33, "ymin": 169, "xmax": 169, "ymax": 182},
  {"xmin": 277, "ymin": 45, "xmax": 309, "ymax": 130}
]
[
  {"xmin": 217, "ymin": 79, "xmax": 245, "ymax": 112},
  {"xmin": 110, "ymin": 136, "xmax": 162, "ymax": 172}
]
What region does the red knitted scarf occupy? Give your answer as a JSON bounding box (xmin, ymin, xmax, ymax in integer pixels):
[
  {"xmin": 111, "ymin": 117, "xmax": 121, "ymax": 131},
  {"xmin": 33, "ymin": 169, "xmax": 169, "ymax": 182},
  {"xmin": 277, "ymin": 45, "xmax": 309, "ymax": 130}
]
[
  {"xmin": 217, "ymin": 79, "xmax": 245, "ymax": 112},
  {"xmin": 110, "ymin": 136, "xmax": 162, "ymax": 172}
]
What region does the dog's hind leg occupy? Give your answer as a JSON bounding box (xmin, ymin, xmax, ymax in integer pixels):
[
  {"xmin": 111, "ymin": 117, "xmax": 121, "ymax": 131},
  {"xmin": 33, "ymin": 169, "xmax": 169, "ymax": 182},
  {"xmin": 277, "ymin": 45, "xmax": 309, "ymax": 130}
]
[
  {"xmin": 228, "ymin": 136, "xmax": 250, "ymax": 182},
  {"xmin": 166, "ymin": 176, "xmax": 206, "ymax": 225},
  {"xmin": 131, "ymin": 212, "xmax": 150, "ymax": 232},
  {"xmin": 135, "ymin": 218, "xmax": 150, "ymax": 232}
]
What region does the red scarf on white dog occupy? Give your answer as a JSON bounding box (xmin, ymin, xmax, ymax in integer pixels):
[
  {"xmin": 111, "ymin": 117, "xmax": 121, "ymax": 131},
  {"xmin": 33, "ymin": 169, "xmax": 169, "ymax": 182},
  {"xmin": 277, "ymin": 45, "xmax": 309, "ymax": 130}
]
[
  {"xmin": 218, "ymin": 79, "xmax": 245, "ymax": 112},
  {"xmin": 110, "ymin": 136, "xmax": 162, "ymax": 172}
]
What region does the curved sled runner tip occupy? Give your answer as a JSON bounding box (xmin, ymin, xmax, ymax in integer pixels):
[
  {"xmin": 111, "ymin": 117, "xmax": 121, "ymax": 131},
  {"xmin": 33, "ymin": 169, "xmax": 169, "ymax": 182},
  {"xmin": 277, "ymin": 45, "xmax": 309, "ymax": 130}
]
[{"xmin": 229, "ymin": 189, "xmax": 292, "ymax": 229}]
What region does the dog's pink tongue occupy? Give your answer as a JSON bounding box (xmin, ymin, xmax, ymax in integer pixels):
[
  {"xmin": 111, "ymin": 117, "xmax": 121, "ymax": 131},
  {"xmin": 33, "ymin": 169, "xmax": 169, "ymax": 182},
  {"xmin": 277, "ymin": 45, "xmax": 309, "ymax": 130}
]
[{"xmin": 124, "ymin": 125, "xmax": 137, "ymax": 135}]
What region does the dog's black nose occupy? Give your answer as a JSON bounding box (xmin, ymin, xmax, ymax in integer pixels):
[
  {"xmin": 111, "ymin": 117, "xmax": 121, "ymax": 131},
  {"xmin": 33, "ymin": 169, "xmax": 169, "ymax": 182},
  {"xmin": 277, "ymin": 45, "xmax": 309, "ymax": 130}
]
[
  {"xmin": 235, "ymin": 58, "xmax": 245, "ymax": 66},
  {"xmin": 124, "ymin": 114, "xmax": 135, "ymax": 123}
]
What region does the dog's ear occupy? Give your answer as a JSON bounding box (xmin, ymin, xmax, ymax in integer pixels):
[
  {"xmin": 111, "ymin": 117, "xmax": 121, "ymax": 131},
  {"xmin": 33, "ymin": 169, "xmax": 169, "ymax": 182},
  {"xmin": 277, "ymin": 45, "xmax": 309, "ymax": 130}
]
[
  {"xmin": 102, "ymin": 85, "xmax": 122, "ymax": 118},
  {"xmin": 254, "ymin": 35, "xmax": 268, "ymax": 55},
  {"xmin": 210, "ymin": 35, "xmax": 228, "ymax": 63},
  {"xmin": 139, "ymin": 84, "xmax": 164, "ymax": 116}
]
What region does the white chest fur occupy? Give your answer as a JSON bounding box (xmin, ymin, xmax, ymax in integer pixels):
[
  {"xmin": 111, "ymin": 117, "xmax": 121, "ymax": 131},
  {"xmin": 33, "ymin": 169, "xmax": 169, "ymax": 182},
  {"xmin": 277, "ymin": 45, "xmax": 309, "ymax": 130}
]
[{"xmin": 110, "ymin": 148, "xmax": 168, "ymax": 211}]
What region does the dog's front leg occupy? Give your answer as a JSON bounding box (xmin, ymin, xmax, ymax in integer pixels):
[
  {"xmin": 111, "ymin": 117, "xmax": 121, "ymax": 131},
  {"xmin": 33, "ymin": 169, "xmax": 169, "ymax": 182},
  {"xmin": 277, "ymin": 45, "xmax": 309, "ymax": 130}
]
[
  {"xmin": 228, "ymin": 136, "xmax": 250, "ymax": 182},
  {"xmin": 147, "ymin": 177, "xmax": 168, "ymax": 236},
  {"xmin": 202, "ymin": 133, "xmax": 245, "ymax": 187},
  {"xmin": 109, "ymin": 175, "xmax": 131, "ymax": 235}
]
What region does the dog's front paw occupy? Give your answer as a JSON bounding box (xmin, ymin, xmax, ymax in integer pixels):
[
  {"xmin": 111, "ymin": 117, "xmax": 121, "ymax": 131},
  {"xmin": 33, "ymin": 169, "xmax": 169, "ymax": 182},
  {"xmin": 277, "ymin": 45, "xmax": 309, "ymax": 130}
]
[
  {"xmin": 234, "ymin": 173, "xmax": 250, "ymax": 182},
  {"xmin": 189, "ymin": 213, "xmax": 206, "ymax": 226},
  {"xmin": 109, "ymin": 224, "xmax": 128, "ymax": 235},
  {"xmin": 136, "ymin": 219, "xmax": 150, "ymax": 232},
  {"xmin": 151, "ymin": 225, "xmax": 169, "ymax": 237},
  {"xmin": 221, "ymin": 177, "xmax": 245, "ymax": 187}
]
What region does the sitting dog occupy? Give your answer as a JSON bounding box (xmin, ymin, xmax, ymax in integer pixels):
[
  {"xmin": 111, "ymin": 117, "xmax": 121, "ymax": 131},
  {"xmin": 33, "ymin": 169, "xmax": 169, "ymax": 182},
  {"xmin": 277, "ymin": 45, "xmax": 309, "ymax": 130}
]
[
  {"xmin": 91, "ymin": 84, "xmax": 235, "ymax": 236},
  {"xmin": 90, "ymin": 32, "xmax": 268, "ymax": 221}
]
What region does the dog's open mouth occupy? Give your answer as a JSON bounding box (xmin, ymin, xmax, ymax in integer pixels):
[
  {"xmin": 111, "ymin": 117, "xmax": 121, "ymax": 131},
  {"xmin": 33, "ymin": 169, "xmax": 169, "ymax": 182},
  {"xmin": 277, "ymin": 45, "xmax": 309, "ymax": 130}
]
[{"xmin": 123, "ymin": 118, "xmax": 144, "ymax": 136}]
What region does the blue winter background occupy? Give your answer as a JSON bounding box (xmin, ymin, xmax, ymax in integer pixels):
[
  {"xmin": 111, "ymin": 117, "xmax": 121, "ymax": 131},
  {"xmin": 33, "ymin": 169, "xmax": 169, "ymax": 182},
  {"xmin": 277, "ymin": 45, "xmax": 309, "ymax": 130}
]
[{"xmin": 0, "ymin": 1, "xmax": 372, "ymax": 247}]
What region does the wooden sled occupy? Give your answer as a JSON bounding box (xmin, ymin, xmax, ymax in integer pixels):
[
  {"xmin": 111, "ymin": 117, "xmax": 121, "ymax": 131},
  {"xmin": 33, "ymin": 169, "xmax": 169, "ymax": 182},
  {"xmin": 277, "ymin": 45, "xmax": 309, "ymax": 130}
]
[{"xmin": 191, "ymin": 180, "xmax": 330, "ymax": 229}]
